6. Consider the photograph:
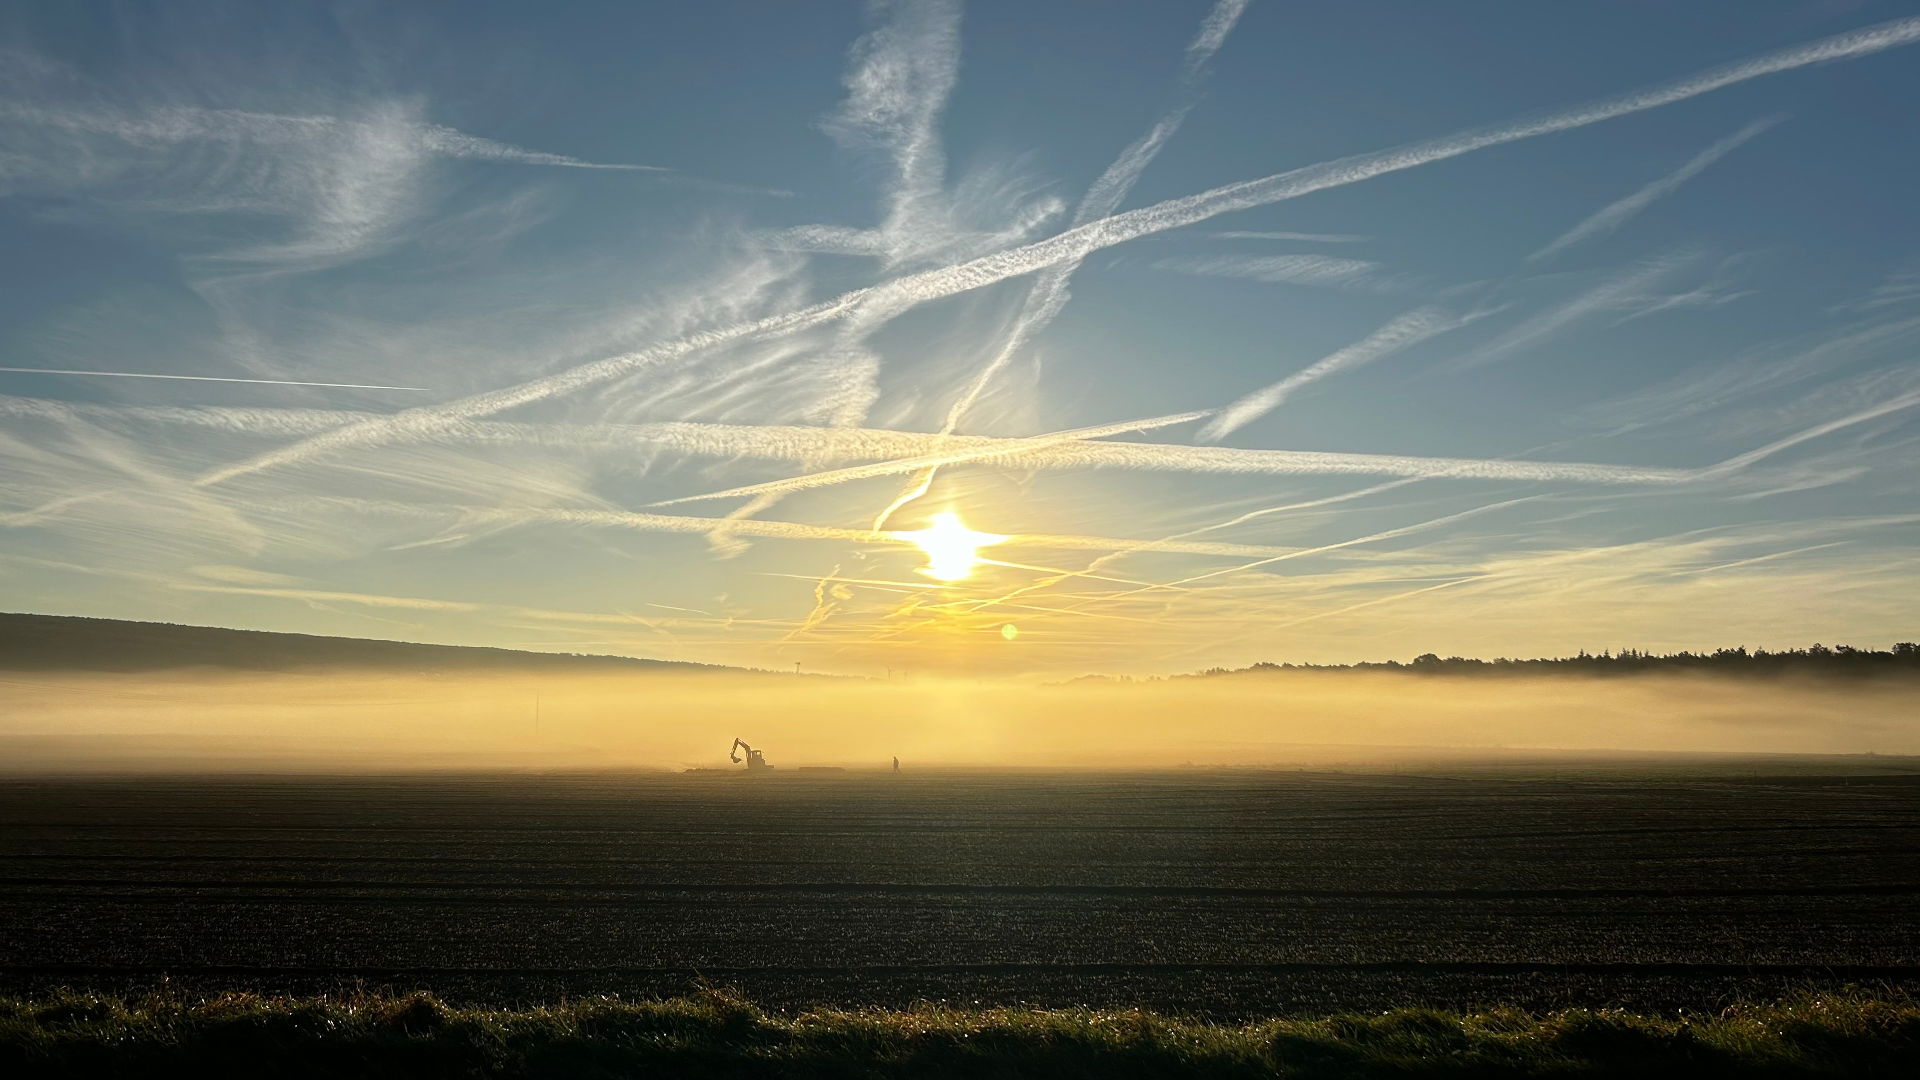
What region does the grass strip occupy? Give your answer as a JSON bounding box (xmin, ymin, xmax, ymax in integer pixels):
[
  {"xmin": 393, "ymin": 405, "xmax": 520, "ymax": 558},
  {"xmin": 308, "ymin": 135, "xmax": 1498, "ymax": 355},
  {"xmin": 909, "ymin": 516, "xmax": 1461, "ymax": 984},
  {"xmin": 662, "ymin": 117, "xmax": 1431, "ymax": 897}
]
[{"xmin": 2, "ymin": 985, "xmax": 1916, "ymax": 1077}]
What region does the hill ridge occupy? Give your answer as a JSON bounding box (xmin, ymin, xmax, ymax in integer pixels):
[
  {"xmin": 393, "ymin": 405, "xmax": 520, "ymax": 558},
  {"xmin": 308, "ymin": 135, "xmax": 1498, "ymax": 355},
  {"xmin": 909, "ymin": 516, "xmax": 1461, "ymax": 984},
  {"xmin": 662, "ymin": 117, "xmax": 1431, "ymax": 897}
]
[{"xmin": 0, "ymin": 611, "xmax": 733, "ymax": 674}]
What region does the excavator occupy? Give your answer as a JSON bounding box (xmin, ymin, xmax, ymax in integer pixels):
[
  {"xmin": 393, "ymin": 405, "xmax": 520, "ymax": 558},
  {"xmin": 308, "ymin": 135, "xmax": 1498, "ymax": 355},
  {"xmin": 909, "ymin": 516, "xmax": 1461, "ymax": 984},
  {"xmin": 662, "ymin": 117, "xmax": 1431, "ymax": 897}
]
[{"xmin": 729, "ymin": 737, "xmax": 773, "ymax": 772}]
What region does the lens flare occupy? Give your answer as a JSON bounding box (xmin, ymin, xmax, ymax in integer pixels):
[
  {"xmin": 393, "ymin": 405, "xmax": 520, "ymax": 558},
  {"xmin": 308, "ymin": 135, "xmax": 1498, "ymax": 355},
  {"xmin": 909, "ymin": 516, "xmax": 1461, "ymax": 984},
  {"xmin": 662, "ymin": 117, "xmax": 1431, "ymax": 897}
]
[{"xmin": 899, "ymin": 512, "xmax": 1006, "ymax": 582}]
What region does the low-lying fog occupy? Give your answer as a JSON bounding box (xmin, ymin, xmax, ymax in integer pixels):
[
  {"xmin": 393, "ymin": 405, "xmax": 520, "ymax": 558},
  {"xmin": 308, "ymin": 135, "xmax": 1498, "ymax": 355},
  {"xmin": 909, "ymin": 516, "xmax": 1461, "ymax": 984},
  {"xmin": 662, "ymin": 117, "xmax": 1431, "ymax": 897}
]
[{"xmin": 2, "ymin": 668, "xmax": 1916, "ymax": 771}]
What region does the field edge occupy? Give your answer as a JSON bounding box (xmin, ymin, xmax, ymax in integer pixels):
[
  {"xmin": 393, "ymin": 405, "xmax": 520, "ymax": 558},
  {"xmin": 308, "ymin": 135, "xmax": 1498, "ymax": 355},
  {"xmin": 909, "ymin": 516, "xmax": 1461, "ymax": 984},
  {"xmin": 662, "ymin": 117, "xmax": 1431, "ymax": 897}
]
[{"xmin": 4, "ymin": 986, "xmax": 1918, "ymax": 1077}]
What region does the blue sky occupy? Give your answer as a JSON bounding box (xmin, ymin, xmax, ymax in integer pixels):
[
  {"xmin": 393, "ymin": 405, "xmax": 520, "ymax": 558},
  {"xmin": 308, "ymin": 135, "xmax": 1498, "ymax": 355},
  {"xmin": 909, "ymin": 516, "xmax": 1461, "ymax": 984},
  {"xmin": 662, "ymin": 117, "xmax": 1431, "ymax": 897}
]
[{"xmin": 2, "ymin": 0, "xmax": 1919, "ymax": 676}]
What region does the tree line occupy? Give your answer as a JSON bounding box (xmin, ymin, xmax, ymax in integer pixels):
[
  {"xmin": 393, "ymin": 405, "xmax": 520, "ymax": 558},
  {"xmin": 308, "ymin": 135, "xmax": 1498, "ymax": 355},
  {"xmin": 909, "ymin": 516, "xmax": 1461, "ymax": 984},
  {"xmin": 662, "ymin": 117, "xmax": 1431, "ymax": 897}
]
[{"xmin": 1183, "ymin": 642, "xmax": 1920, "ymax": 679}]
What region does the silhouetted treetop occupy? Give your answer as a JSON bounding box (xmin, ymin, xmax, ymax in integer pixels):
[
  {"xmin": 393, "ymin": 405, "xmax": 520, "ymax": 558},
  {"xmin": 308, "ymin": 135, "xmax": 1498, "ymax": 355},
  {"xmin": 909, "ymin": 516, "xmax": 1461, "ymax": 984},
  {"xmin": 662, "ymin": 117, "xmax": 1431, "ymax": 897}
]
[{"xmin": 1169, "ymin": 642, "xmax": 1920, "ymax": 680}]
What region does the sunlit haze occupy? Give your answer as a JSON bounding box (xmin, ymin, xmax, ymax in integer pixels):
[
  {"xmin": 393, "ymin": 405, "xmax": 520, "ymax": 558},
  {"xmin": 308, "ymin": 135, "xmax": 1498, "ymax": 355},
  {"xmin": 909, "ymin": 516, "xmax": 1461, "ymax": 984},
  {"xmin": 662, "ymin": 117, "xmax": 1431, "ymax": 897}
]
[
  {"xmin": 902, "ymin": 512, "xmax": 1006, "ymax": 581},
  {"xmin": 9, "ymin": 667, "xmax": 1918, "ymax": 773},
  {"xmin": 3, "ymin": 2, "xmax": 1920, "ymax": 678}
]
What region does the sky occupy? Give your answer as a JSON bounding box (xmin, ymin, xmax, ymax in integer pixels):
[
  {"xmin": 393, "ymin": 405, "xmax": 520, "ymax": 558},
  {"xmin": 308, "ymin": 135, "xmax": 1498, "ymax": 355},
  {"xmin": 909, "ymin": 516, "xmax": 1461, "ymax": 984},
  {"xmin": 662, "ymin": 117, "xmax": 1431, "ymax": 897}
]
[{"xmin": 2, "ymin": 0, "xmax": 1919, "ymax": 678}]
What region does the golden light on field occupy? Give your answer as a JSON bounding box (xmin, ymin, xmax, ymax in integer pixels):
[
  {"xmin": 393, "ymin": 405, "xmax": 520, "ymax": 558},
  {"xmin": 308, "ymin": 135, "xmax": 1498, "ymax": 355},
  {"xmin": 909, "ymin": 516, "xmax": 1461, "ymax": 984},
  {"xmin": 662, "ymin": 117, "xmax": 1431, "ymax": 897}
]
[
  {"xmin": 1002, "ymin": 624, "xmax": 1019, "ymax": 641},
  {"xmin": 8, "ymin": 668, "xmax": 1919, "ymax": 772},
  {"xmin": 899, "ymin": 512, "xmax": 1006, "ymax": 582}
]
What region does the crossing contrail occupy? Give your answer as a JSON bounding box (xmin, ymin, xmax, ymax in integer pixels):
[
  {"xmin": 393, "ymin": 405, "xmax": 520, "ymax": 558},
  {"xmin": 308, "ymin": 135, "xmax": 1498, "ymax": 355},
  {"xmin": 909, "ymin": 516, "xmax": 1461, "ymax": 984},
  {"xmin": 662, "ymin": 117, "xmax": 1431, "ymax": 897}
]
[
  {"xmin": 650, "ymin": 411, "xmax": 1214, "ymax": 508},
  {"xmin": 871, "ymin": 0, "xmax": 1252, "ymax": 528},
  {"xmin": 186, "ymin": 14, "xmax": 1920, "ymax": 488}
]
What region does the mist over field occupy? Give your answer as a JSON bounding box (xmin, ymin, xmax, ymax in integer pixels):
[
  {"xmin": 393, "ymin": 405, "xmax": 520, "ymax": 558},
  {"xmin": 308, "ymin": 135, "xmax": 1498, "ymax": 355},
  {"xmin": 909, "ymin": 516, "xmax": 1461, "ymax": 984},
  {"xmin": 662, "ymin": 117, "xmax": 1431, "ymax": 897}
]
[
  {"xmin": 9, "ymin": 6, "xmax": 1920, "ymax": 1068},
  {"xmin": 4, "ymin": 667, "xmax": 1915, "ymax": 772}
]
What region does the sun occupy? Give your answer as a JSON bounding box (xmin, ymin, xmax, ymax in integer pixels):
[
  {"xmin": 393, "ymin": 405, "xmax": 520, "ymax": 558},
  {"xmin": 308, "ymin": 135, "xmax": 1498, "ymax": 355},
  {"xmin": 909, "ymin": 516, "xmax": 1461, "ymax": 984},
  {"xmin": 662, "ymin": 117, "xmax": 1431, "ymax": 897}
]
[{"xmin": 898, "ymin": 512, "xmax": 1006, "ymax": 582}]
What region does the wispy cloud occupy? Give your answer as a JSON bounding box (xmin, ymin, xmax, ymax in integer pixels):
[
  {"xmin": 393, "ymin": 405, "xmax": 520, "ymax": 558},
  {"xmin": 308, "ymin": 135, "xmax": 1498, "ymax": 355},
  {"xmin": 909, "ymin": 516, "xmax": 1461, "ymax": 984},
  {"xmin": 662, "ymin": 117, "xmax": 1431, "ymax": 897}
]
[
  {"xmin": 1831, "ymin": 262, "xmax": 1920, "ymax": 314},
  {"xmin": 1207, "ymin": 231, "xmax": 1370, "ymax": 242},
  {"xmin": 0, "ymin": 367, "xmax": 427, "ymax": 391},
  {"xmin": 1448, "ymin": 251, "xmax": 1700, "ymax": 371},
  {"xmin": 1527, "ymin": 115, "xmax": 1785, "ymax": 265},
  {"xmin": 0, "ymin": 100, "xmax": 664, "ymax": 170},
  {"xmin": 1578, "ymin": 313, "xmax": 1920, "ymax": 435},
  {"xmin": 1, "ymin": 94, "xmax": 664, "ymax": 274},
  {"xmin": 819, "ymin": 0, "xmax": 964, "ymax": 269}
]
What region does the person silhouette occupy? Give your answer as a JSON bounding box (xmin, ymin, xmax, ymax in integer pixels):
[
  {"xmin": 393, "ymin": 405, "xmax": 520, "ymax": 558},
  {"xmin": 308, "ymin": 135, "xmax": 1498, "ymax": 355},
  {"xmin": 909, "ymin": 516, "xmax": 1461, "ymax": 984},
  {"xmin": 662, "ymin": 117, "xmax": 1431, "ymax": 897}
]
[{"xmin": 892, "ymin": 756, "xmax": 900, "ymax": 773}]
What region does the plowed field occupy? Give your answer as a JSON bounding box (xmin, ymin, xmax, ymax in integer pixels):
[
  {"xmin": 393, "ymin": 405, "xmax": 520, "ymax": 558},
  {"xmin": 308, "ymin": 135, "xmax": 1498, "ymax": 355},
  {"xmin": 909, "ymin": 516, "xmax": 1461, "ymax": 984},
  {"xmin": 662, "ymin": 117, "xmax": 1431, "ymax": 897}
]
[{"xmin": 3, "ymin": 769, "xmax": 1915, "ymax": 1015}]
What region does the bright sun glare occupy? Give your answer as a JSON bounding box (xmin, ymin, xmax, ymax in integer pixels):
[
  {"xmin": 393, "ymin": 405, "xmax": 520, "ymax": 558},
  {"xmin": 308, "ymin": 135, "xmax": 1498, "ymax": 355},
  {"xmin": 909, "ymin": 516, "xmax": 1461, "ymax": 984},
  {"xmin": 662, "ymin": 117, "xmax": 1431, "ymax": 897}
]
[{"xmin": 900, "ymin": 512, "xmax": 1007, "ymax": 582}]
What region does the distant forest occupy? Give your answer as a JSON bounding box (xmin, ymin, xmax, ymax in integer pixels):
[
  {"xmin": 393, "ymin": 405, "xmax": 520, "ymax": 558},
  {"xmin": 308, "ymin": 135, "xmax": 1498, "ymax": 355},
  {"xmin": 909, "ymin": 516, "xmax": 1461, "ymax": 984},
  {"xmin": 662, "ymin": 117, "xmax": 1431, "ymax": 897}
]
[{"xmin": 1170, "ymin": 642, "xmax": 1920, "ymax": 680}]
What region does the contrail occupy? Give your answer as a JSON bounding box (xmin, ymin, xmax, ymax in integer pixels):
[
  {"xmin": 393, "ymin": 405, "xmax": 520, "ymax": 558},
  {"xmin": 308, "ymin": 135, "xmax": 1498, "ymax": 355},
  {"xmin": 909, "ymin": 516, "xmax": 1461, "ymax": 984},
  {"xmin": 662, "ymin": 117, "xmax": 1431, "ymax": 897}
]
[
  {"xmin": 946, "ymin": 473, "xmax": 1507, "ymax": 619},
  {"xmin": 1198, "ymin": 306, "xmax": 1490, "ymax": 441},
  {"xmin": 190, "ymin": 291, "xmax": 868, "ymax": 485},
  {"xmin": 873, "ymin": 0, "xmax": 1252, "ymax": 527},
  {"xmin": 948, "ymin": 431, "xmax": 1653, "ymax": 619},
  {"xmin": 1268, "ymin": 576, "xmax": 1481, "ymax": 629},
  {"xmin": 0, "ymin": 368, "xmax": 428, "ymax": 391},
  {"xmin": 1209, "ymin": 231, "xmax": 1369, "ymax": 242},
  {"xmin": 1185, "ymin": 0, "xmax": 1252, "ymax": 59},
  {"xmin": 1072, "ymin": 494, "xmax": 1549, "ymax": 614},
  {"xmin": 651, "ymin": 410, "xmax": 1213, "ymax": 508},
  {"xmin": 1175, "ymin": 478, "xmax": 1426, "ymax": 538},
  {"xmin": 19, "ymin": 393, "xmax": 1685, "ymax": 485},
  {"xmin": 1152, "ymin": 253, "xmax": 1387, "ymax": 290},
  {"xmin": 964, "ymin": 495, "xmax": 1538, "ymax": 624},
  {"xmin": 614, "ymin": 390, "xmax": 1920, "ymax": 484},
  {"xmin": 278, "ymin": 497, "xmax": 1301, "ymax": 559},
  {"xmin": 1671, "ymin": 541, "xmax": 1851, "ymax": 578},
  {"xmin": 21, "ymin": 393, "xmax": 1846, "ymax": 488},
  {"xmin": 660, "ymin": 432, "xmax": 1691, "ymax": 488},
  {"xmin": 1694, "ymin": 388, "xmax": 1920, "ymax": 478},
  {"xmin": 185, "ymin": 14, "xmax": 1920, "ymax": 487},
  {"xmin": 870, "ymin": 12, "xmax": 1920, "ymax": 320},
  {"xmin": 1527, "ymin": 115, "xmax": 1785, "ymax": 265}
]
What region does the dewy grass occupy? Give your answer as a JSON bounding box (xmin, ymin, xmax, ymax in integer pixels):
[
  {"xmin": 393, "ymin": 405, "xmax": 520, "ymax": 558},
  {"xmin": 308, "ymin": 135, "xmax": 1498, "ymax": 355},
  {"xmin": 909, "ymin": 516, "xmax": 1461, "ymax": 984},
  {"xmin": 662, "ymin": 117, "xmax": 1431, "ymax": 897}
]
[{"xmin": 2, "ymin": 986, "xmax": 1917, "ymax": 1077}]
